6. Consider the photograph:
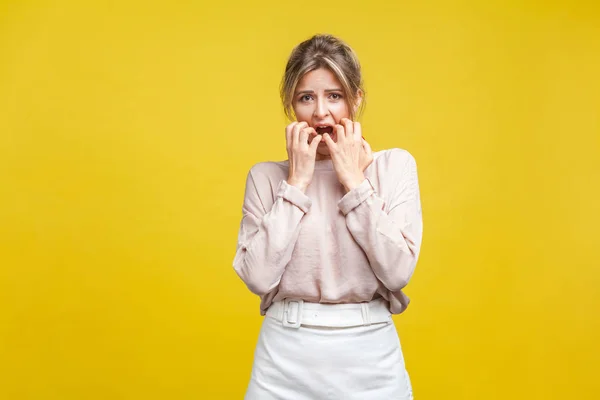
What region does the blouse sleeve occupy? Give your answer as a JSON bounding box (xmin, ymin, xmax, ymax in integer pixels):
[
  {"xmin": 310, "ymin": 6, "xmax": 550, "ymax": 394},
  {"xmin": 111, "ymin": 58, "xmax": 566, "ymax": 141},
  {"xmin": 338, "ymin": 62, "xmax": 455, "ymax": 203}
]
[
  {"xmin": 337, "ymin": 149, "xmax": 423, "ymax": 292},
  {"xmin": 232, "ymin": 167, "xmax": 311, "ymax": 295}
]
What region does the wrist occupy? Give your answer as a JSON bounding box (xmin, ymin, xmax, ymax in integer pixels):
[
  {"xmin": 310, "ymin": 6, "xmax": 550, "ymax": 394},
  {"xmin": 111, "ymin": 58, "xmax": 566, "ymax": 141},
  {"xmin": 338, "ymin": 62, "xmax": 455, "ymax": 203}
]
[
  {"xmin": 343, "ymin": 174, "xmax": 366, "ymax": 193},
  {"xmin": 287, "ymin": 177, "xmax": 309, "ymax": 193}
]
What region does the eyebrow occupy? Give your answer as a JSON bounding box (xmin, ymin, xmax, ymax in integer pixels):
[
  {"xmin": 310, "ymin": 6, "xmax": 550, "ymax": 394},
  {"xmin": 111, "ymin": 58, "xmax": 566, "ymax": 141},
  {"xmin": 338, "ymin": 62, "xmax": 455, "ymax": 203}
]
[{"xmin": 295, "ymin": 88, "xmax": 343, "ymax": 95}]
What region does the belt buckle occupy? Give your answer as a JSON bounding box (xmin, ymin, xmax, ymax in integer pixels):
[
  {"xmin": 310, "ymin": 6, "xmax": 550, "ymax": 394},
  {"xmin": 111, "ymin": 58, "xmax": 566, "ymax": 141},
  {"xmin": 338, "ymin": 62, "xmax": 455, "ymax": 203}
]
[{"xmin": 282, "ymin": 299, "xmax": 303, "ymax": 328}]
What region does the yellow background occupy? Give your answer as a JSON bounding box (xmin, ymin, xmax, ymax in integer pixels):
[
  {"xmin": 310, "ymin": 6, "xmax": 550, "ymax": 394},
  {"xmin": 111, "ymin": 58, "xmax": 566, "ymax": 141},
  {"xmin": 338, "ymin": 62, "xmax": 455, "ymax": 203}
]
[{"xmin": 1, "ymin": 0, "xmax": 599, "ymax": 399}]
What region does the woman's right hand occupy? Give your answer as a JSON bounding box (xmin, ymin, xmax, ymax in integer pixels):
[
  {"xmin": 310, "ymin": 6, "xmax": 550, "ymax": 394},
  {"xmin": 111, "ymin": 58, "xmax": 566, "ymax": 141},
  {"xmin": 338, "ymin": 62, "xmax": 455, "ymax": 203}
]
[{"xmin": 285, "ymin": 121, "xmax": 322, "ymax": 193}]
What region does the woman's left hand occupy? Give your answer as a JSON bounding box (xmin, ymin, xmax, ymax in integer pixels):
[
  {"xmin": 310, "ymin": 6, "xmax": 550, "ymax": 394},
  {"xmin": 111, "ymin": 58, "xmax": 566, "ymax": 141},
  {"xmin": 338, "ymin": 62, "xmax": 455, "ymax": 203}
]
[{"xmin": 322, "ymin": 118, "xmax": 374, "ymax": 193}]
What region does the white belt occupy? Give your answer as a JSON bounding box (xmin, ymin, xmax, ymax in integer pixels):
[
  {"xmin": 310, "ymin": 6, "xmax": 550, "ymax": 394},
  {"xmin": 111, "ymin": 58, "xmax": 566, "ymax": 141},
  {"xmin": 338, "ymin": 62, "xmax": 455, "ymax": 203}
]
[{"xmin": 266, "ymin": 298, "xmax": 392, "ymax": 329}]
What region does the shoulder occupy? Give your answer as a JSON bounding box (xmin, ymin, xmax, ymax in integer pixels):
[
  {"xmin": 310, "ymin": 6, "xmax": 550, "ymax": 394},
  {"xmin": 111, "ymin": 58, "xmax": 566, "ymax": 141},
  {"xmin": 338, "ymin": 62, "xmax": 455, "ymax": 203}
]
[
  {"xmin": 245, "ymin": 160, "xmax": 288, "ymax": 189},
  {"xmin": 375, "ymin": 148, "xmax": 417, "ymax": 169},
  {"xmin": 248, "ymin": 160, "xmax": 288, "ymax": 178},
  {"xmin": 374, "ymin": 149, "xmax": 420, "ymax": 198}
]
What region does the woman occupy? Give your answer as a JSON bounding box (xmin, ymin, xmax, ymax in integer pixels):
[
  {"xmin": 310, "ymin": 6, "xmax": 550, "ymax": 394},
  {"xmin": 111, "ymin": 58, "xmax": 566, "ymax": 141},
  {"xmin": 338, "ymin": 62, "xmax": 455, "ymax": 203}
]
[{"xmin": 233, "ymin": 34, "xmax": 423, "ymax": 399}]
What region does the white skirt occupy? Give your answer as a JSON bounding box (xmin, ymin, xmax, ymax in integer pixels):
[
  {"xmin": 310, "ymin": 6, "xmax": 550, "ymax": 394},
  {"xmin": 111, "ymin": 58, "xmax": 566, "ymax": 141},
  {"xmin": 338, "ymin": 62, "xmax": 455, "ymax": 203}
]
[{"xmin": 245, "ymin": 298, "xmax": 414, "ymax": 399}]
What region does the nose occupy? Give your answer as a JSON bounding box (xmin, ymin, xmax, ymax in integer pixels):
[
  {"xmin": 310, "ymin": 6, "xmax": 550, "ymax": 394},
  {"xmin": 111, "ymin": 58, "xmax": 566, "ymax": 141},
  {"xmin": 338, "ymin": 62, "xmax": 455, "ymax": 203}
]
[{"xmin": 313, "ymin": 97, "xmax": 330, "ymax": 119}]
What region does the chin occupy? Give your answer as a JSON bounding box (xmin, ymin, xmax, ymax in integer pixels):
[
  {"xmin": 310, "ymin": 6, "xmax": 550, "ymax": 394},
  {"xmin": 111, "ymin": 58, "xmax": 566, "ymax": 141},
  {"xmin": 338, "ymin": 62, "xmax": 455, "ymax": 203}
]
[{"xmin": 317, "ymin": 148, "xmax": 331, "ymax": 157}]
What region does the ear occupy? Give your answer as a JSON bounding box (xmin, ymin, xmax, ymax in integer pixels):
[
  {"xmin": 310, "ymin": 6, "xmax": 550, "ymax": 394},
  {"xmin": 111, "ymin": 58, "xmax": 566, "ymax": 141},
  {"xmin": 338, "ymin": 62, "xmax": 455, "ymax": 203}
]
[{"xmin": 353, "ymin": 89, "xmax": 363, "ymax": 113}]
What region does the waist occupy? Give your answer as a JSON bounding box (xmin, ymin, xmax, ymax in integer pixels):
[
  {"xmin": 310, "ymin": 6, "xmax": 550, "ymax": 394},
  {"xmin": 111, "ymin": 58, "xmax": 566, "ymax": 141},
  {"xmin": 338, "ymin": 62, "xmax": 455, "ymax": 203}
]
[{"xmin": 265, "ymin": 298, "xmax": 392, "ymax": 328}]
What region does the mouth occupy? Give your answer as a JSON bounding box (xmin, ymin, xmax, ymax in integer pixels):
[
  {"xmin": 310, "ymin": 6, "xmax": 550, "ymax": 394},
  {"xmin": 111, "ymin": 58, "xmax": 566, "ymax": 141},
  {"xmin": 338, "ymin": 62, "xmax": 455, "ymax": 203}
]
[
  {"xmin": 314, "ymin": 125, "xmax": 334, "ymax": 135},
  {"xmin": 313, "ymin": 125, "xmax": 336, "ymax": 145}
]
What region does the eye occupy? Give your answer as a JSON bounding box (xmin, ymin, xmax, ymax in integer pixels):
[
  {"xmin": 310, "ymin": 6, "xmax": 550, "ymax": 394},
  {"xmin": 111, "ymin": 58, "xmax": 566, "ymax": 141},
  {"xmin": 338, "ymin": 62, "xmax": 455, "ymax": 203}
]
[
  {"xmin": 330, "ymin": 93, "xmax": 343, "ymax": 100},
  {"xmin": 299, "ymin": 94, "xmax": 313, "ymax": 102}
]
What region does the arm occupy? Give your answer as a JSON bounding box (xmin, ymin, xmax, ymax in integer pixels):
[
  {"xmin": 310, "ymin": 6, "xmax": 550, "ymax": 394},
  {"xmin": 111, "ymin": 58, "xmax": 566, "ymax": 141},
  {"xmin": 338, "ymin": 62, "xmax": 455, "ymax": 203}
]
[
  {"xmin": 338, "ymin": 149, "xmax": 423, "ymax": 292},
  {"xmin": 233, "ymin": 168, "xmax": 311, "ymax": 296}
]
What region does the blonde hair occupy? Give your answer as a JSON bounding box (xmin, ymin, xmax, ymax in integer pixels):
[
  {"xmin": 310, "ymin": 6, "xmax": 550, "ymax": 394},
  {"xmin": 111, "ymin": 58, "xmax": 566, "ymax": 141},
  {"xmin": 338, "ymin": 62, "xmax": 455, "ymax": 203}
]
[{"xmin": 280, "ymin": 34, "xmax": 366, "ymax": 121}]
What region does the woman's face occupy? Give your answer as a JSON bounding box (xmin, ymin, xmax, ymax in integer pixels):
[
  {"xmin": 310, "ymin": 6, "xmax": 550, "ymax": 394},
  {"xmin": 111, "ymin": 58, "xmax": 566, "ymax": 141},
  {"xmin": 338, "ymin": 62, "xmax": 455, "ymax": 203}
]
[{"xmin": 292, "ymin": 68, "xmax": 358, "ymax": 159}]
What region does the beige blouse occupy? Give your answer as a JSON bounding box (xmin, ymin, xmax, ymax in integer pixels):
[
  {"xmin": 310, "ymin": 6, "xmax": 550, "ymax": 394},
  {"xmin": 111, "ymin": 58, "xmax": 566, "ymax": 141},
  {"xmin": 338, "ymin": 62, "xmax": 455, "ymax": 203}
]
[{"xmin": 233, "ymin": 148, "xmax": 423, "ymax": 315}]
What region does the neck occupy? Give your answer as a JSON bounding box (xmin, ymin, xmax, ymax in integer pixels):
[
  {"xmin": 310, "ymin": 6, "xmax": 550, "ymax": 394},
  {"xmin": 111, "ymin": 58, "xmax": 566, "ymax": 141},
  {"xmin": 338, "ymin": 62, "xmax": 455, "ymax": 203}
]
[{"xmin": 315, "ymin": 154, "xmax": 331, "ymax": 161}]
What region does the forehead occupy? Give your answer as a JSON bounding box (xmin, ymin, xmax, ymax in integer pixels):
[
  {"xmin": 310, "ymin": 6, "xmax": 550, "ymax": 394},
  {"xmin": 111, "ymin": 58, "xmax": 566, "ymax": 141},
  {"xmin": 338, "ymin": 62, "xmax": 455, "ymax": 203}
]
[{"xmin": 296, "ymin": 67, "xmax": 342, "ymax": 90}]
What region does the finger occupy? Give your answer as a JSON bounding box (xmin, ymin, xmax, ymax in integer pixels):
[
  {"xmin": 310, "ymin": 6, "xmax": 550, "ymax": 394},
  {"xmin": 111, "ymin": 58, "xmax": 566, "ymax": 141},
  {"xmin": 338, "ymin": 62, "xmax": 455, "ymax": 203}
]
[
  {"xmin": 341, "ymin": 118, "xmax": 353, "ymax": 137},
  {"xmin": 353, "ymin": 121, "xmax": 362, "ymax": 141},
  {"xmin": 299, "ymin": 127, "xmax": 313, "ymax": 146},
  {"xmin": 309, "ymin": 134, "xmax": 322, "ymax": 153},
  {"xmin": 362, "ymin": 138, "xmax": 372, "ymax": 154},
  {"xmin": 286, "ymin": 122, "xmax": 297, "ymax": 149},
  {"xmin": 293, "ymin": 121, "xmax": 308, "ymax": 148},
  {"xmin": 323, "ymin": 132, "xmax": 337, "ymax": 151},
  {"xmin": 307, "ymin": 128, "xmax": 318, "ymax": 144},
  {"xmin": 334, "ymin": 124, "xmax": 345, "ymax": 144}
]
